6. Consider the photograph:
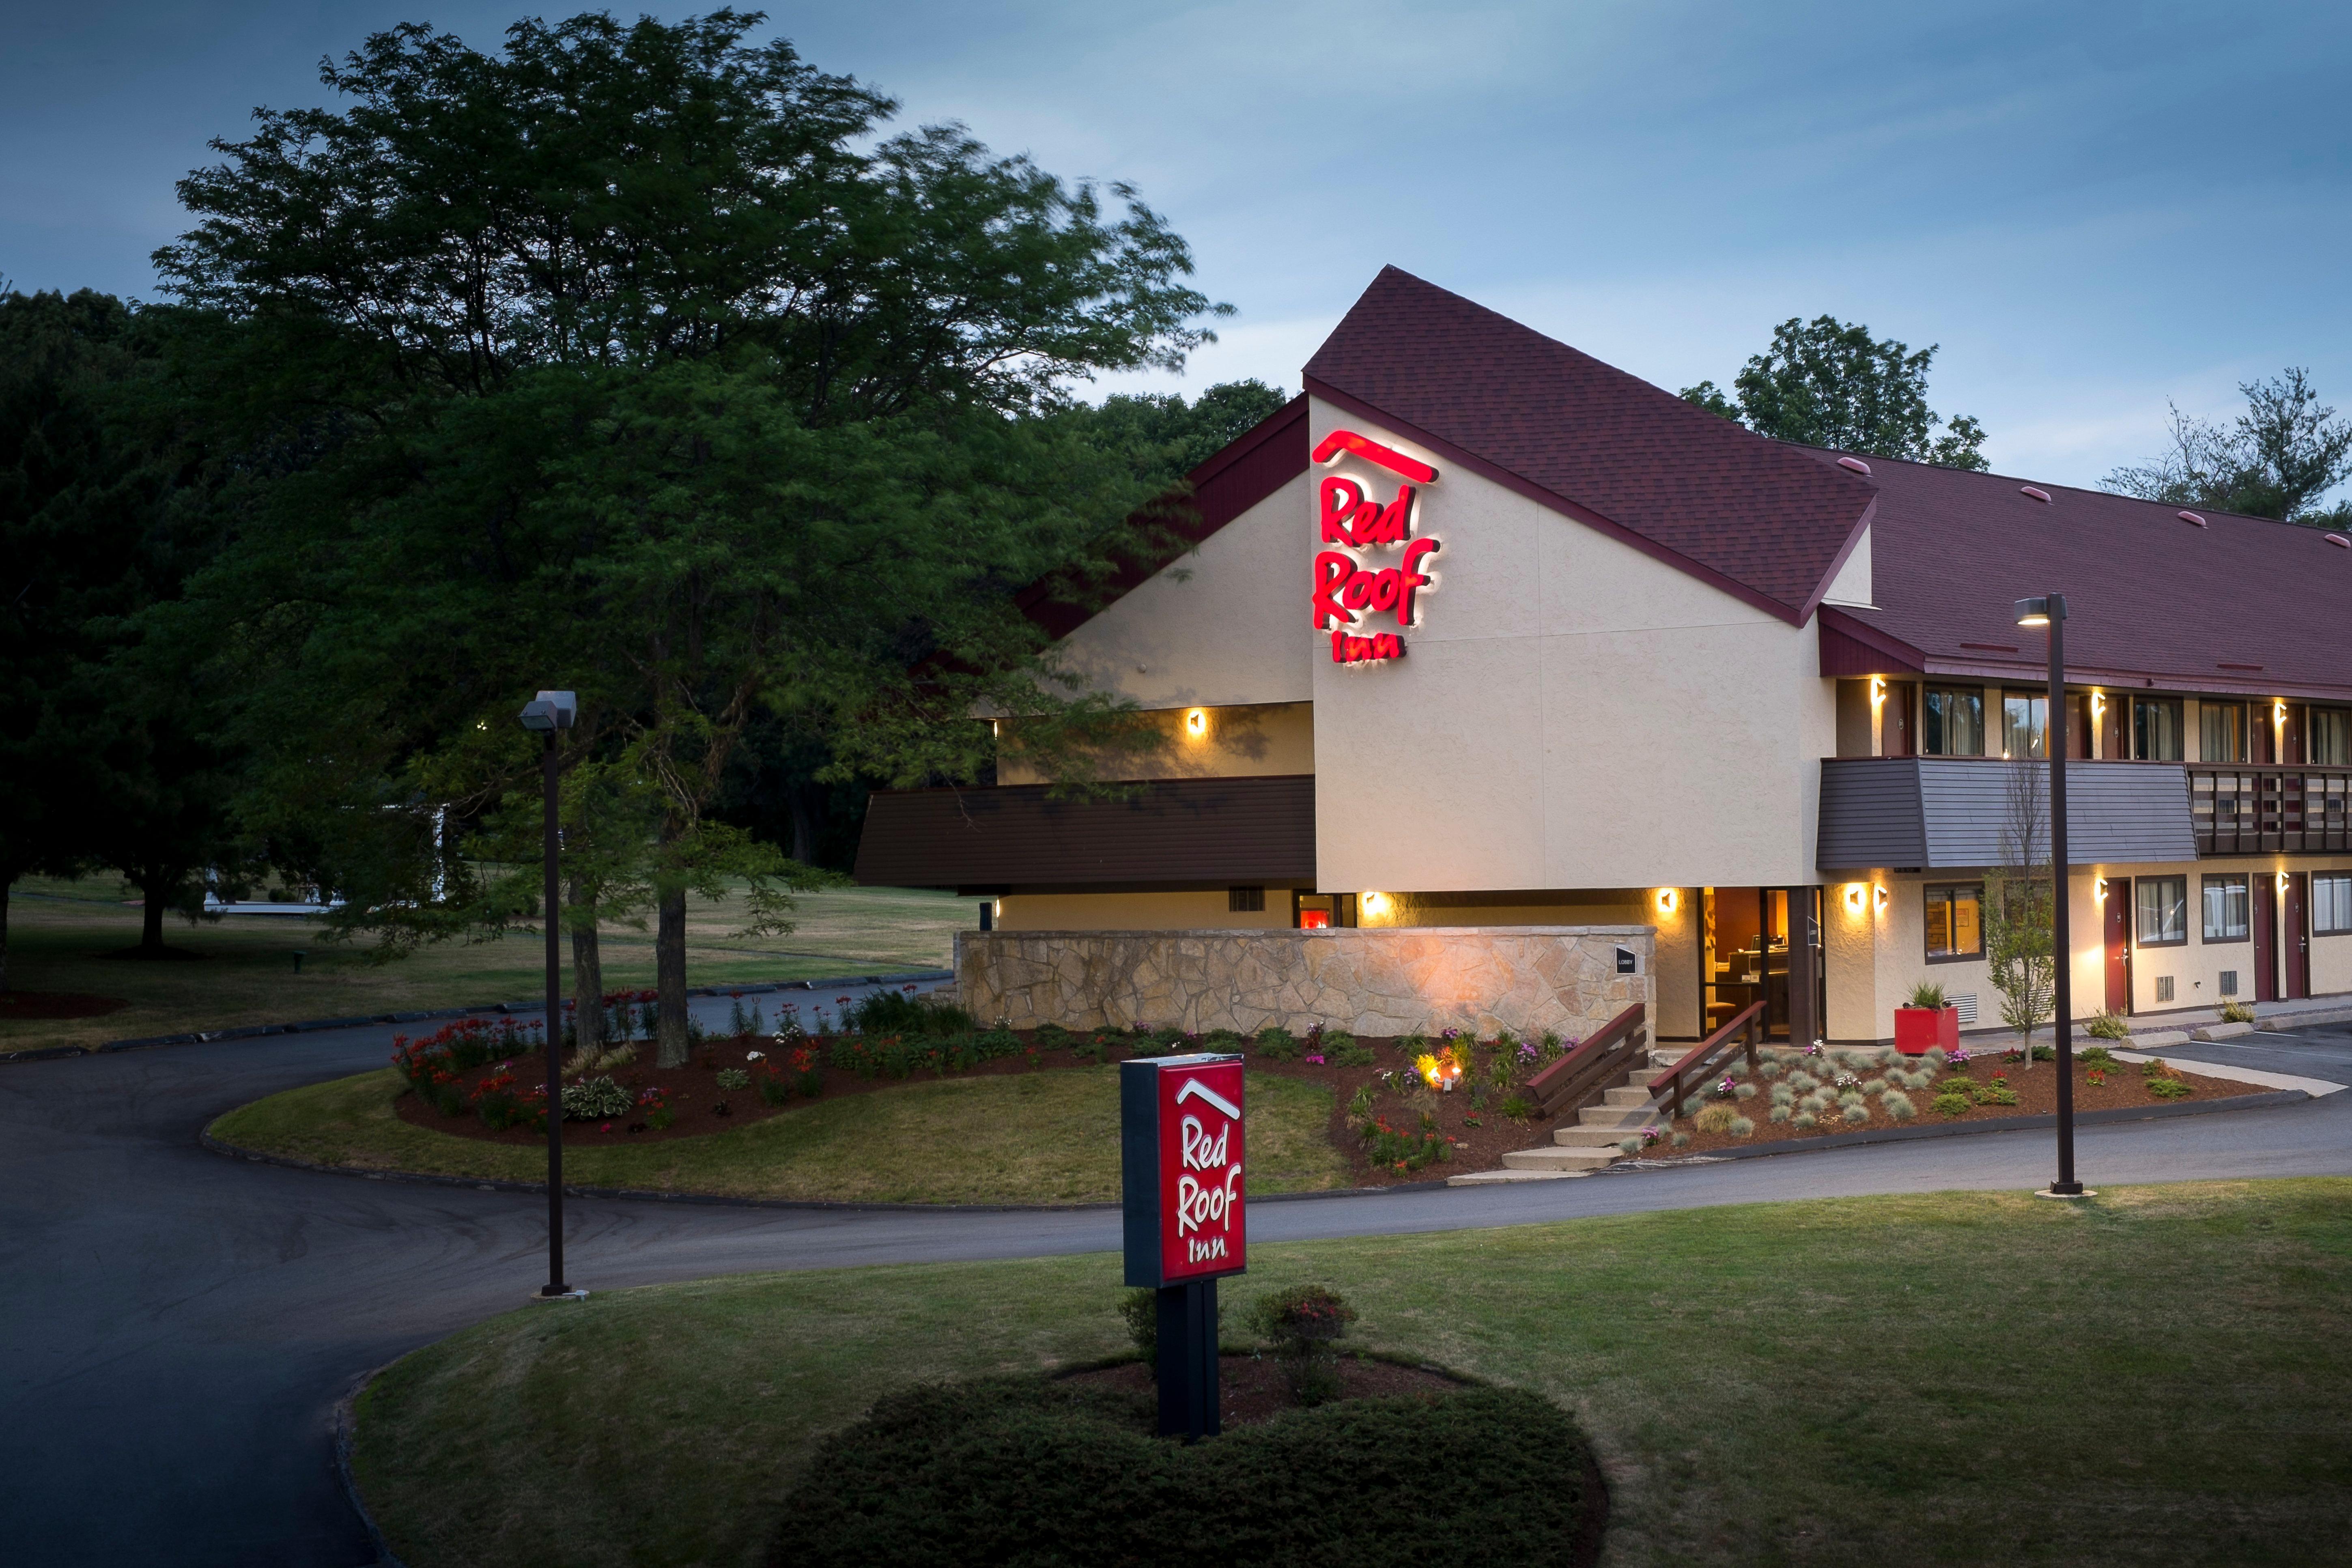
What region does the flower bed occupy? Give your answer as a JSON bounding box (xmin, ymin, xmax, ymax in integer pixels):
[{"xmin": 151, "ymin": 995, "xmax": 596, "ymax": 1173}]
[{"xmin": 1647, "ymin": 1044, "xmax": 2244, "ymax": 1156}]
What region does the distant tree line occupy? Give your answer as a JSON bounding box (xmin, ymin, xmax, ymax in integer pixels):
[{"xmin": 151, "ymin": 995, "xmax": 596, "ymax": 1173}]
[{"xmin": 0, "ymin": 9, "xmax": 1281, "ymax": 1055}]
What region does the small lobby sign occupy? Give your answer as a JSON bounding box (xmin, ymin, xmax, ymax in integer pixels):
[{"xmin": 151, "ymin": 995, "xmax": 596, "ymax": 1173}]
[{"xmin": 1121, "ymin": 1056, "xmax": 1247, "ymax": 1285}]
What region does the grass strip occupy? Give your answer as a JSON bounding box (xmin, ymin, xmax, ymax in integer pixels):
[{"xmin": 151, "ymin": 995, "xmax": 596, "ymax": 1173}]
[
  {"xmin": 353, "ymin": 1179, "xmax": 2352, "ymax": 1568},
  {"xmin": 209, "ymin": 1065, "xmax": 1347, "ymax": 1204}
]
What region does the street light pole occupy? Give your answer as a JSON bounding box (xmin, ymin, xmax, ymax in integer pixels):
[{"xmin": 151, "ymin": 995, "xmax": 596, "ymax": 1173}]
[
  {"xmin": 2014, "ymin": 597, "xmax": 2085, "ymax": 1198},
  {"xmin": 519, "ymin": 690, "xmax": 579, "ymax": 1293}
]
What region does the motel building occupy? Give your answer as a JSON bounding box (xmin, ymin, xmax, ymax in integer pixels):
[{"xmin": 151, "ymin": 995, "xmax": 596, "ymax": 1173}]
[{"xmin": 855, "ymin": 267, "xmax": 2352, "ymax": 1049}]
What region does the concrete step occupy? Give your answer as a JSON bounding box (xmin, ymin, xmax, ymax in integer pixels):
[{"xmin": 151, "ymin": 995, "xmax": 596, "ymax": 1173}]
[
  {"xmin": 1501, "ymin": 1146, "xmax": 1621, "ymax": 1172},
  {"xmin": 1578, "ymin": 1103, "xmax": 1657, "ymax": 1129},
  {"xmin": 1447, "ymin": 1167, "xmax": 1590, "ymax": 1185},
  {"xmin": 1599, "ymin": 1085, "xmax": 1655, "ymax": 1108},
  {"xmin": 1554, "ymin": 1123, "xmax": 1650, "ymax": 1148}
]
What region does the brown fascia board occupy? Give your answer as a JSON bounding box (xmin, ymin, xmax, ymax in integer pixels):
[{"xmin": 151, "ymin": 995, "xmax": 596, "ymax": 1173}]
[
  {"xmin": 1304, "ymin": 376, "xmax": 1836, "ymax": 628},
  {"xmin": 1013, "ymin": 394, "xmax": 1310, "ymax": 641}
]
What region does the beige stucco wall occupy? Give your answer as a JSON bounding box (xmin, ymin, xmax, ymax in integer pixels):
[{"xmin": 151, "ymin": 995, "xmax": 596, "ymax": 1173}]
[
  {"xmin": 956, "ymin": 925, "xmax": 1656, "ymax": 1038},
  {"xmin": 996, "ymin": 889, "xmax": 1304, "ymax": 932},
  {"xmin": 1824, "ymin": 856, "xmax": 2352, "ymax": 1040},
  {"xmin": 1304, "ymin": 399, "xmax": 1840, "ymax": 893},
  {"xmin": 1046, "ymin": 469, "xmax": 1314, "ymax": 709},
  {"xmin": 996, "ymin": 701, "xmax": 1312, "ymax": 786}
]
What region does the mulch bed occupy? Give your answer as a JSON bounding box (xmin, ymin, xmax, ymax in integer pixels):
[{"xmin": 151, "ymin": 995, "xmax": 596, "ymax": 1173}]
[
  {"xmin": 1061, "ymin": 1351, "xmax": 1467, "ymax": 1428},
  {"xmin": 388, "ymin": 1026, "xmax": 1543, "ymax": 1183},
  {"xmin": 1657, "ymin": 1050, "xmax": 2245, "ymax": 1156},
  {"xmin": 0, "ymin": 990, "xmax": 129, "ymax": 1020}
]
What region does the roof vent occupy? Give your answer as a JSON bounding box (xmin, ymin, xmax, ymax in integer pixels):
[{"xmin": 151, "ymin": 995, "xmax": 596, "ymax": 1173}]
[
  {"xmin": 1838, "ymin": 456, "xmax": 1872, "ymax": 475},
  {"xmin": 2178, "ymin": 510, "xmax": 2208, "ymax": 527},
  {"xmin": 2218, "ymin": 662, "xmax": 2264, "ymax": 672},
  {"xmin": 2020, "ymin": 486, "xmax": 2052, "ymax": 504},
  {"xmin": 2328, "ymin": 533, "xmax": 2350, "ymax": 549}
]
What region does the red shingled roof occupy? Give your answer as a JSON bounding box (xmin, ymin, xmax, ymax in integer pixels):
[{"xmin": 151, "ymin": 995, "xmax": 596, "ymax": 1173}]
[
  {"xmin": 1302, "ymin": 266, "xmax": 1876, "ymax": 624},
  {"xmin": 1805, "ymin": 451, "xmax": 2352, "ymax": 699}
]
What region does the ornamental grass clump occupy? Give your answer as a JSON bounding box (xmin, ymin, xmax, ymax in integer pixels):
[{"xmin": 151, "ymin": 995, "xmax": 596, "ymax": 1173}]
[
  {"xmin": 1726, "ymin": 1115, "xmax": 1755, "ymax": 1138},
  {"xmin": 1250, "ymin": 1284, "xmax": 1358, "ymax": 1406},
  {"xmin": 1768, "ymin": 1105, "xmax": 1790, "ymax": 1123},
  {"xmin": 1694, "ymin": 1104, "xmax": 1740, "ymax": 1135},
  {"xmin": 1769, "ymin": 1083, "xmax": 1794, "ymax": 1106},
  {"xmin": 1842, "ymin": 1102, "xmax": 1871, "ymax": 1125},
  {"xmin": 1793, "ymin": 1111, "xmax": 1817, "ymax": 1129},
  {"xmin": 1882, "ymin": 1090, "xmax": 1917, "ymax": 1121}
]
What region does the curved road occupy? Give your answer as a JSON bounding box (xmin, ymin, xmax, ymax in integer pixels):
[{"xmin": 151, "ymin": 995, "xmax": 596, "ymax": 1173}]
[{"xmin": 4, "ymin": 1009, "xmax": 2348, "ymax": 1566}]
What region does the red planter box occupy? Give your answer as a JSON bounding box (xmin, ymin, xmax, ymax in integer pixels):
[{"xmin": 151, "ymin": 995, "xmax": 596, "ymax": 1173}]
[{"xmin": 1894, "ymin": 1005, "xmax": 1960, "ymax": 1055}]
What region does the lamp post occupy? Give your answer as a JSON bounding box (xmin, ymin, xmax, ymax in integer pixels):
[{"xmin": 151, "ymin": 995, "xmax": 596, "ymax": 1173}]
[
  {"xmin": 2012, "ymin": 598, "xmax": 2085, "ymax": 1198},
  {"xmin": 518, "ymin": 689, "xmax": 579, "ymax": 1293}
]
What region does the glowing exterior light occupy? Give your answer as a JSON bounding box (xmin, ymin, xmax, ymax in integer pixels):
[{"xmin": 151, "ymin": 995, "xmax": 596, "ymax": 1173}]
[
  {"xmin": 1843, "ymin": 884, "xmax": 1866, "ymax": 913},
  {"xmin": 1183, "ymin": 708, "xmax": 1207, "ymax": 740},
  {"xmin": 2014, "ymin": 596, "xmax": 2052, "ymax": 627},
  {"xmin": 1873, "ymin": 886, "xmax": 1890, "ymax": 914},
  {"xmin": 1870, "ymin": 676, "xmax": 1886, "ymax": 703},
  {"xmin": 1361, "ymin": 891, "xmax": 1388, "ymax": 916},
  {"xmin": 1655, "ymin": 888, "xmax": 1679, "ymax": 915},
  {"xmin": 2095, "ymin": 879, "xmax": 2109, "ymax": 901}
]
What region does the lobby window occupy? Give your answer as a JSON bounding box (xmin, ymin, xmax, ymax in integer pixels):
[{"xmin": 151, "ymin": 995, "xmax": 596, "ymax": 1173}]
[
  {"xmin": 2135, "ymin": 875, "xmax": 2188, "ymax": 946},
  {"xmin": 2316, "ymin": 873, "xmax": 2352, "ymax": 936},
  {"xmin": 2312, "ymin": 708, "xmax": 2351, "ymax": 766},
  {"xmin": 2000, "ymin": 692, "xmax": 2047, "ymax": 759},
  {"xmin": 1924, "ymin": 884, "xmax": 1984, "ymax": 961},
  {"xmin": 2200, "ymin": 702, "xmax": 2247, "ymax": 764},
  {"xmin": 1924, "ymin": 688, "xmax": 1984, "ymax": 756},
  {"xmin": 2201, "ymin": 874, "xmax": 2249, "ymax": 942},
  {"xmin": 2134, "ymin": 697, "xmax": 2183, "ymax": 761},
  {"xmin": 1228, "ymin": 886, "xmax": 1265, "ymax": 913}
]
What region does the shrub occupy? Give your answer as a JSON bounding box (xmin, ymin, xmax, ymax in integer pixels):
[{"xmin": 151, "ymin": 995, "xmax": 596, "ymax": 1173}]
[
  {"xmin": 1618, "ymin": 1137, "xmax": 1642, "ymax": 1155},
  {"xmin": 1726, "ymin": 1115, "xmax": 1755, "ymax": 1138},
  {"xmin": 1254, "ymin": 1026, "xmax": 1302, "ymax": 1062},
  {"xmin": 714, "ymin": 1067, "xmax": 751, "ymax": 1093},
  {"xmin": 1786, "ymin": 1071, "xmax": 1819, "ymax": 1093},
  {"xmin": 843, "ymin": 989, "xmax": 975, "ymax": 1037},
  {"xmin": 1978, "ymin": 1084, "xmax": 2019, "ymax": 1106},
  {"xmin": 770, "ymin": 1377, "xmax": 1595, "ymax": 1568},
  {"xmin": 1361, "ymin": 1118, "xmax": 1449, "ymax": 1172},
  {"xmin": 561, "ymin": 1075, "xmax": 632, "ymax": 1121},
  {"xmin": 2220, "ymin": 1000, "xmax": 2257, "ymax": 1025},
  {"xmin": 1907, "ymin": 980, "xmax": 1948, "ymax": 1009},
  {"xmin": 1034, "ymin": 1022, "xmax": 1074, "ymax": 1050},
  {"xmin": 1769, "ymin": 1083, "xmax": 1794, "ymax": 1106},
  {"xmin": 1932, "ymin": 1091, "xmax": 1971, "ymax": 1118},
  {"xmin": 1882, "ymin": 1091, "xmax": 1917, "ymax": 1121},
  {"xmin": 1861, "ymin": 1077, "xmax": 1887, "ymax": 1096},
  {"xmin": 1837, "ymin": 1091, "xmax": 1865, "ymax": 1110},
  {"xmin": 1842, "ymin": 1102, "xmax": 1870, "ymax": 1125},
  {"xmin": 1799, "ymin": 1093, "xmax": 1828, "ymax": 1115},
  {"xmin": 1694, "ymin": 1104, "xmax": 1740, "ymax": 1135},
  {"xmin": 1922, "ymin": 1047, "xmax": 1948, "ymax": 1069},
  {"xmin": 1678, "ymin": 1097, "xmax": 1704, "ymax": 1118},
  {"xmin": 1322, "ymin": 1028, "xmax": 1375, "ymax": 1068},
  {"xmin": 1499, "ymin": 1092, "xmax": 1536, "ymax": 1120},
  {"xmin": 1793, "ymin": 1111, "xmax": 1817, "ymax": 1129},
  {"xmin": 1767, "ymin": 1104, "xmax": 1790, "ymax": 1123},
  {"xmin": 2087, "ymin": 1011, "xmax": 2130, "ymax": 1041},
  {"xmin": 2079, "ymin": 1045, "xmax": 2119, "ymax": 1069},
  {"xmin": 1670, "ymin": 1131, "xmax": 1691, "ymax": 1148},
  {"xmin": 1249, "ymin": 1285, "xmax": 1359, "ymax": 1404},
  {"xmin": 2149, "ymin": 1076, "xmax": 2193, "ymax": 1099},
  {"xmin": 1119, "ymin": 1288, "xmax": 1159, "ymax": 1361},
  {"xmin": 1732, "ymin": 1082, "xmax": 1757, "ymax": 1100}
]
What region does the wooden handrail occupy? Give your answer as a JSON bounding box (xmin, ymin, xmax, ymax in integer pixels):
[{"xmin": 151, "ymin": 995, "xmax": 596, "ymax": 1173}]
[
  {"xmin": 1649, "ymin": 1001, "xmax": 1766, "ymax": 1116},
  {"xmin": 1525, "ymin": 1003, "xmax": 1647, "ymax": 1116}
]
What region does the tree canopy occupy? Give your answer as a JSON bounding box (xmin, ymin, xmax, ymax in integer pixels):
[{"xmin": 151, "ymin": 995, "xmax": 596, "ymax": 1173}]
[
  {"xmin": 2102, "ymin": 368, "xmax": 2352, "ymax": 527},
  {"xmin": 1681, "ymin": 315, "xmax": 1989, "ymax": 470}
]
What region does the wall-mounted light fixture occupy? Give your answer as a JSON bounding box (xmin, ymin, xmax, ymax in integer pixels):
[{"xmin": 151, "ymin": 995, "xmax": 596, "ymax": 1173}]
[
  {"xmin": 1843, "ymin": 884, "xmax": 1866, "ymax": 913},
  {"xmin": 2095, "ymin": 878, "xmax": 2109, "ymax": 901},
  {"xmin": 1183, "ymin": 708, "xmax": 1208, "ymax": 740},
  {"xmin": 2279, "ymin": 872, "xmax": 2291, "ymax": 892},
  {"xmin": 1873, "ymin": 885, "xmax": 1890, "ymax": 914},
  {"xmin": 1361, "ymin": 890, "xmax": 1388, "ymax": 918},
  {"xmin": 2275, "ymin": 701, "xmax": 2289, "ymax": 726},
  {"xmin": 1655, "ymin": 888, "xmax": 1679, "ymax": 915},
  {"xmin": 2091, "ymin": 692, "xmax": 2106, "ymax": 716},
  {"xmin": 1870, "ymin": 676, "xmax": 1886, "ymax": 704}
]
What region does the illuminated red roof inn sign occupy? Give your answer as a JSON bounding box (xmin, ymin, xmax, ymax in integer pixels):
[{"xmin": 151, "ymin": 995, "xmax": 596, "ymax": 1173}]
[
  {"xmin": 1122, "ymin": 1054, "xmax": 1246, "ymax": 1439},
  {"xmin": 1310, "ymin": 430, "xmax": 1441, "ymax": 665}
]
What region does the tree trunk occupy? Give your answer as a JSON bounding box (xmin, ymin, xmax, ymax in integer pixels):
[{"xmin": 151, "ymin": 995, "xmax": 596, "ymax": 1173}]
[
  {"xmin": 569, "ymin": 876, "xmax": 604, "ymax": 1056},
  {"xmin": 789, "ymin": 786, "xmax": 816, "ymax": 865},
  {"xmin": 0, "ymin": 878, "xmax": 12, "ymax": 992},
  {"xmin": 140, "ymin": 859, "xmax": 167, "ymax": 954},
  {"xmin": 654, "ymin": 883, "xmax": 690, "ymax": 1067}
]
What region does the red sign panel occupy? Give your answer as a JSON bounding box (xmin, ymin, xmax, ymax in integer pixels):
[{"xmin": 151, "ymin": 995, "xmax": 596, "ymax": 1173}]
[
  {"xmin": 1310, "ymin": 429, "xmax": 1440, "ymax": 666},
  {"xmin": 1157, "ymin": 1059, "xmax": 1246, "ymax": 1282}
]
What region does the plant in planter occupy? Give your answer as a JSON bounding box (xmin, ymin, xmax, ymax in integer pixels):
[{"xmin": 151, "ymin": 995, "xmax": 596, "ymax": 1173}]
[
  {"xmin": 1249, "ymin": 1285, "xmax": 1359, "ymax": 1406},
  {"xmin": 1895, "ymin": 980, "xmax": 1961, "ymax": 1056}
]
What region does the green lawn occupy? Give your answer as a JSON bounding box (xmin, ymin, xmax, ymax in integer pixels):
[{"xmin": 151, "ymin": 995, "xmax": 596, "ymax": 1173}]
[
  {"xmin": 354, "ymin": 1180, "xmax": 2352, "ymax": 1568},
  {"xmin": 1, "ymin": 875, "xmax": 976, "ymax": 1053},
  {"xmin": 208, "ymin": 1065, "xmax": 1347, "ymax": 1204}
]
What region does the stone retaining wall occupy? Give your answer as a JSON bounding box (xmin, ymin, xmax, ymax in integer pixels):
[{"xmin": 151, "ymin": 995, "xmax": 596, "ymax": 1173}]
[{"xmin": 954, "ymin": 926, "xmax": 1655, "ymax": 1040}]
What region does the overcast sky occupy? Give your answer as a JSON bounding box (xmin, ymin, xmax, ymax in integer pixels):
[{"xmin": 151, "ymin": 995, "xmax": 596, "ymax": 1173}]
[{"xmin": 5, "ymin": 0, "xmax": 2347, "ymax": 493}]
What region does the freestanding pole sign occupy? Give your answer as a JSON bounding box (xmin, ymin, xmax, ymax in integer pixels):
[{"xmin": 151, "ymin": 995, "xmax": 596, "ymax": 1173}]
[{"xmin": 1121, "ymin": 1054, "xmax": 1246, "ymax": 1441}]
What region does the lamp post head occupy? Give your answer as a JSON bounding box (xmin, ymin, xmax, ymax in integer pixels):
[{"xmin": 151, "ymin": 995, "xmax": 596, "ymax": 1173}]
[
  {"xmin": 518, "ymin": 690, "xmax": 577, "ymax": 732},
  {"xmin": 2013, "ymin": 594, "xmax": 2067, "ymax": 627}
]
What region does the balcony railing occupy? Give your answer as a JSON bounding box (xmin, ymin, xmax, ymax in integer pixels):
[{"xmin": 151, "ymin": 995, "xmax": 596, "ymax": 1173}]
[{"xmin": 2191, "ymin": 765, "xmax": 2352, "ymax": 855}]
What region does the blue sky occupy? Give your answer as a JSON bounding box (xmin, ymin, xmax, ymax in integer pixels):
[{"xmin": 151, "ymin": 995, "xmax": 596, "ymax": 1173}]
[{"xmin": 5, "ymin": 0, "xmax": 2347, "ymax": 493}]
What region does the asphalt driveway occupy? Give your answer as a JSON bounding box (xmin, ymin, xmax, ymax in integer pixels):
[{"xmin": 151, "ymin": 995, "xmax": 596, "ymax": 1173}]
[{"xmin": 4, "ymin": 1010, "xmax": 2347, "ymax": 1566}]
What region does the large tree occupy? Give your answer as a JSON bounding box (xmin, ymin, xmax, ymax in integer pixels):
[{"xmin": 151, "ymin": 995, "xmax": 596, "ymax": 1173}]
[
  {"xmin": 1682, "ymin": 315, "xmax": 1989, "ymax": 470},
  {"xmin": 2102, "ymin": 368, "xmax": 2352, "ymax": 527},
  {"xmin": 157, "ymin": 11, "xmax": 1227, "ymax": 1063}
]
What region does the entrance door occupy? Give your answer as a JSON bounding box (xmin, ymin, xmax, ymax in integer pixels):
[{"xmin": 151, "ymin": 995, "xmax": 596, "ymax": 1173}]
[
  {"xmin": 2104, "ymin": 878, "xmax": 2132, "ymax": 1014},
  {"xmin": 1883, "ymin": 682, "xmax": 1915, "ymax": 756},
  {"xmin": 2285, "ymin": 872, "xmax": 2311, "ymax": 999},
  {"xmin": 2254, "ymin": 876, "xmax": 2279, "ymax": 1002}
]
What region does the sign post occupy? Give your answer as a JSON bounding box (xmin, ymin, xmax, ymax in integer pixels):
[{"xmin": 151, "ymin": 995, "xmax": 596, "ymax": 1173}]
[{"xmin": 1120, "ymin": 1054, "xmax": 1247, "ymax": 1441}]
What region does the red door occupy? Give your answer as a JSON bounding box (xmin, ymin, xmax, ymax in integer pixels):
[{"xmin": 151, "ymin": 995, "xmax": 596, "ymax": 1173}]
[
  {"xmin": 2104, "ymin": 878, "xmax": 2132, "ymax": 1014},
  {"xmin": 2282, "ymin": 704, "xmax": 2306, "ymax": 765},
  {"xmin": 2285, "ymin": 872, "xmax": 2310, "ymax": 1000},
  {"xmin": 2254, "ymin": 876, "xmax": 2279, "ymax": 1002}
]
